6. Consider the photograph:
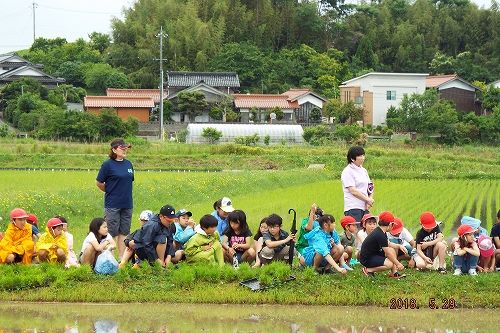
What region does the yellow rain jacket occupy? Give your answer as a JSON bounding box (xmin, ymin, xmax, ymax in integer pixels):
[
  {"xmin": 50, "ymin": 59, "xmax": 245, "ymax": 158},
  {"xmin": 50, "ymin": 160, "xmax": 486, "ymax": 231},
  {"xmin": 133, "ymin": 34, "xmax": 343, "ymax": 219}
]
[
  {"xmin": 37, "ymin": 226, "xmax": 68, "ymax": 262},
  {"xmin": 0, "ymin": 222, "xmax": 35, "ymax": 264}
]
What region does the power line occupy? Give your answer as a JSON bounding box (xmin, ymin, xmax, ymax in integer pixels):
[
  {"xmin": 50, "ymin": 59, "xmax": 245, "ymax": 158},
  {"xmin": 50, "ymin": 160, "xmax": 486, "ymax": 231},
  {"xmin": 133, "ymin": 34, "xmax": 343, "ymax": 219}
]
[{"xmin": 37, "ymin": 4, "xmax": 122, "ymax": 16}]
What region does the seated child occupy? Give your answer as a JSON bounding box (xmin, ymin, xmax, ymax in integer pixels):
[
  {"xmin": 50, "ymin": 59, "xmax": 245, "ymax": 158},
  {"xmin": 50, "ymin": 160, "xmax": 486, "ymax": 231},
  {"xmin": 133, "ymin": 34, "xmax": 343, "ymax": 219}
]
[
  {"xmin": 0, "ymin": 208, "xmax": 35, "ymax": 264},
  {"xmin": 460, "ymin": 216, "xmax": 488, "ymax": 237},
  {"xmin": 184, "ymin": 214, "xmax": 224, "ymax": 266},
  {"xmin": 56, "ymin": 216, "xmax": 79, "ymax": 268},
  {"xmin": 302, "ymin": 215, "xmax": 348, "ymax": 274},
  {"xmin": 359, "ymin": 211, "xmax": 405, "ymax": 278},
  {"xmin": 476, "ymin": 234, "xmax": 496, "ymax": 273},
  {"xmin": 355, "ymin": 213, "xmax": 378, "ymax": 260},
  {"xmin": 388, "ymin": 217, "xmax": 416, "ymax": 266},
  {"xmin": 80, "ymin": 217, "xmax": 116, "ymax": 267},
  {"xmin": 252, "ymin": 218, "xmax": 268, "ymax": 268},
  {"xmin": 295, "ymin": 204, "xmax": 322, "ymax": 255},
  {"xmin": 119, "ymin": 209, "xmax": 153, "ymax": 268},
  {"xmin": 222, "ymin": 210, "xmax": 255, "ymax": 265},
  {"xmin": 172, "ymin": 209, "xmax": 196, "ymax": 263},
  {"xmin": 491, "ymin": 210, "xmax": 500, "ymax": 270},
  {"xmin": 453, "ymin": 225, "xmax": 480, "ymax": 275},
  {"xmin": 37, "ymin": 217, "xmax": 68, "ymax": 263},
  {"xmin": 449, "ymin": 216, "xmax": 488, "ymax": 253},
  {"xmin": 414, "ymin": 211, "xmax": 447, "ymax": 273},
  {"xmin": 27, "ymin": 213, "xmax": 40, "ymax": 242},
  {"xmin": 211, "ymin": 197, "xmax": 235, "ymax": 240},
  {"xmin": 340, "ymin": 215, "xmax": 358, "ymax": 266},
  {"xmin": 133, "ymin": 205, "xmax": 176, "ymax": 267},
  {"xmin": 259, "ymin": 214, "xmax": 296, "ymax": 265}
]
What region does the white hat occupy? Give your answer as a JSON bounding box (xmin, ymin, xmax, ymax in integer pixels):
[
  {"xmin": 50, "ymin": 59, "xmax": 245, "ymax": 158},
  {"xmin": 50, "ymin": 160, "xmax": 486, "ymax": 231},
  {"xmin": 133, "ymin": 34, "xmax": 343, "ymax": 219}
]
[
  {"xmin": 220, "ymin": 197, "xmax": 235, "ymax": 213},
  {"xmin": 139, "ymin": 210, "xmax": 153, "ymax": 221}
]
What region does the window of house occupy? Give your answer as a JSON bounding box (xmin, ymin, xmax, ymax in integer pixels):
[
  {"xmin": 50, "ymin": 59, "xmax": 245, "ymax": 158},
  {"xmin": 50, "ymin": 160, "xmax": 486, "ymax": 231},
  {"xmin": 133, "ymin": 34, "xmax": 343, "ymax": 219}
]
[{"xmin": 386, "ymin": 91, "xmax": 396, "ymax": 100}]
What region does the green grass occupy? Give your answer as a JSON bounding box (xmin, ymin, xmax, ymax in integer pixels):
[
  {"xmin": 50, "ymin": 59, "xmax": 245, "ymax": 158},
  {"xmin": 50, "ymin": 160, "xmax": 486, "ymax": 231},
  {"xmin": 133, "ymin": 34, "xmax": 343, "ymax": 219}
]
[
  {"xmin": 0, "ymin": 138, "xmax": 499, "ymax": 178},
  {"xmin": 0, "ymin": 261, "xmax": 498, "ymax": 308}
]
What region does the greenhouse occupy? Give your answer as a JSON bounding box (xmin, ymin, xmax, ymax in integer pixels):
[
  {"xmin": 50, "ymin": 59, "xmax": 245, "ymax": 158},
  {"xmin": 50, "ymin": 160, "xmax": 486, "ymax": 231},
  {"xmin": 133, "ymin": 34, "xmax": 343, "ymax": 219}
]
[{"xmin": 185, "ymin": 123, "xmax": 305, "ymax": 144}]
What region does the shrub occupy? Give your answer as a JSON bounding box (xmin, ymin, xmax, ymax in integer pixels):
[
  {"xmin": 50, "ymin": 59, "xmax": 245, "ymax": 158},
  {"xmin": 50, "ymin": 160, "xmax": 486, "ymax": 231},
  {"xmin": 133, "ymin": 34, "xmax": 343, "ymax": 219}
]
[
  {"xmin": 201, "ymin": 127, "xmax": 222, "ymax": 144},
  {"xmin": 177, "ymin": 129, "xmax": 188, "ymax": 143},
  {"xmin": 334, "ymin": 125, "xmax": 364, "ymax": 143},
  {"xmin": 234, "ymin": 133, "xmax": 259, "ymax": 146},
  {"xmin": 264, "ymin": 135, "xmax": 270, "ymax": 146},
  {"xmin": 0, "ymin": 124, "xmax": 9, "ymax": 137},
  {"xmin": 303, "ymin": 125, "xmax": 331, "ymax": 145}
]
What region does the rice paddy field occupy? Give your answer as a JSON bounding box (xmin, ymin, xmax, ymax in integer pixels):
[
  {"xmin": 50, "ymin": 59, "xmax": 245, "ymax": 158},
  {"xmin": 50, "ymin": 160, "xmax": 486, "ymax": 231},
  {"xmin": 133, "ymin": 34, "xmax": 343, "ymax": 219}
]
[
  {"xmin": 0, "ymin": 140, "xmax": 499, "ymax": 307},
  {"xmin": 0, "ymin": 170, "xmax": 498, "ymax": 244}
]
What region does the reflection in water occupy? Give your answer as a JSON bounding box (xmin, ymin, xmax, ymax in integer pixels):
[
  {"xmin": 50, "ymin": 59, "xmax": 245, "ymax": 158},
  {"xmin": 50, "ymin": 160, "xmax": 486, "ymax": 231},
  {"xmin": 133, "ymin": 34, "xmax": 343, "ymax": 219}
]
[
  {"xmin": 93, "ymin": 320, "xmax": 117, "ymax": 333},
  {"xmin": 0, "ymin": 303, "xmax": 494, "ymax": 333}
]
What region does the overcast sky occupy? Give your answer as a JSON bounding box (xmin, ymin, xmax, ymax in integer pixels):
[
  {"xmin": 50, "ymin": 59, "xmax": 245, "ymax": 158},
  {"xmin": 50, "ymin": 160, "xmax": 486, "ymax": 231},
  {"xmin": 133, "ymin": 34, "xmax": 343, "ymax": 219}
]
[{"xmin": 0, "ymin": 0, "xmax": 495, "ymax": 55}]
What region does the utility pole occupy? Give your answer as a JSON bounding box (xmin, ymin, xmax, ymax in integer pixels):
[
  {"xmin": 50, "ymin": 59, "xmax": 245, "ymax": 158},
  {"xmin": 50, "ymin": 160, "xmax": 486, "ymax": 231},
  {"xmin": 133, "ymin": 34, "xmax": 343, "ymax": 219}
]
[
  {"xmin": 32, "ymin": 2, "xmax": 38, "ymax": 43},
  {"xmin": 156, "ymin": 26, "xmax": 168, "ymax": 141}
]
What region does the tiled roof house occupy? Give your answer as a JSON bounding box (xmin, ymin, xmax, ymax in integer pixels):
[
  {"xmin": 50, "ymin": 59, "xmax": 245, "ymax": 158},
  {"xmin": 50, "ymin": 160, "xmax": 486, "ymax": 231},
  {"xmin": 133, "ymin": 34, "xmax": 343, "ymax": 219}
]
[
  {"xmin": 282, "ymin": 88, "xmax": 327, "ymax": 123},
  {"xmin": 84, "ymin": 96, "xmax": 155, "ymax": 122},
  {"xmin": 233, "ymin": 94, "xmax": 299, "ymax": 123},
  {"xmin": 426, "ymin": 74, "xmax": 481, "ymax": 114},
  {"xmin": 0, "ymin": 53, "xmax": 64, "ymax": 88},
  {"xmin": 106, "ymin": 88, "xmax": 167, "ymax": 104},
  {"xmin": 167, "ymin": 71, "xmax": 240, "ymax": 123}
]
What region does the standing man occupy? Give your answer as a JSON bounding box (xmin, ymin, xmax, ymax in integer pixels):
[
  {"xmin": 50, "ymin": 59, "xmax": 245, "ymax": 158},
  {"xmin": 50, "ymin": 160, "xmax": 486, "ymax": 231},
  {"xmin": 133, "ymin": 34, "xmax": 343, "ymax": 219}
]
[{"xmin": 96, "ymin": 138, "xmax": 134, "ymax": 258}]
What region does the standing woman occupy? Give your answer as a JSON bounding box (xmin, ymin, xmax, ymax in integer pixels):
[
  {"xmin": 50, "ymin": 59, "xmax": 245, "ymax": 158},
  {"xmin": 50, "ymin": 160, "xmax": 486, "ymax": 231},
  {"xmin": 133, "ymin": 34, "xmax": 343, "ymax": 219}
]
[
  {"xmin": 341, "ymin": 146, "xmax": 374, "ymax": 223},
  {"xmin": 96, "ymin": 138, "xmax": 134, "ymax": 258}
]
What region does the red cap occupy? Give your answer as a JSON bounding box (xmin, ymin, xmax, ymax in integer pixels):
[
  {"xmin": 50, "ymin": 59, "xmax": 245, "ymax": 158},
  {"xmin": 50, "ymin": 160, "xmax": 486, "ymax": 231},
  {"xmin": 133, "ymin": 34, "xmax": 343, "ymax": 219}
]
[
  {"xmin": 457, "ymin": 224, "xmax": 474, "ymax": 237},
  {"xmin": 361, "ymin": 213, "xmax": 378, "ymax": 225},
  {"xmin": 340, "ymin": 215, "xmax": 357, "ymax": 229},
  {"xmin": 378, "ymin": 211, "xmax": 395, "ymax": 223},
  {"xmin": 390, "ymin": 218, "xmax": 404, "ymax": 236},
  {"xmin": 47, "ymin": 217, "xmax": 64, "ymax": 229},
  {"xmin": 10, "ymin": 208, "xmax": 29, "ymax": 220},
  {"xmin": 420, "ymin": 211, "xmax": 437, "ymax": 229},
  {"xmin": 27, "ymin": 213, "xmax": 38, "ymax": 225}
]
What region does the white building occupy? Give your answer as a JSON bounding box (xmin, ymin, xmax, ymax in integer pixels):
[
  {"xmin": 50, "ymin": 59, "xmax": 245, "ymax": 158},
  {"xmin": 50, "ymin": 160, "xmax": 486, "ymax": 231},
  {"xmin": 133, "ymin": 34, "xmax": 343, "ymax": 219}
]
[{"xmin": 340, "ymin": 72, "xmax": 428, "ymax": 126}]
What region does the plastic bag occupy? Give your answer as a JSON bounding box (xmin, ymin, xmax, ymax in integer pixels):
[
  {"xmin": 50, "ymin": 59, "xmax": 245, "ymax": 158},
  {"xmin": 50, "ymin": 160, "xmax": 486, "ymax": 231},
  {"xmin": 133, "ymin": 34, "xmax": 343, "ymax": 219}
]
[{"xmin": 94, "ymin": 249, "xmax": 118, "ymax": 275}]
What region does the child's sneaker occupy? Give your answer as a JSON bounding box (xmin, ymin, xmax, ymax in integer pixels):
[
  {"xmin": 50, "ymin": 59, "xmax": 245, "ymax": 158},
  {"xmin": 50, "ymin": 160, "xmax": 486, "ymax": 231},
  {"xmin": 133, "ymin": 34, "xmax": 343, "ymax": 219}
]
[
  {"xmin": 132, "ymin": 263, "xmax": 140, "ymax": 269},
  {"xmin": 362, "ymin": 266, "xmax": 375, "ymax": 278},
  {"xmin": 342, "ymin": 263, "xmax": 354, "ymax": 271},
  {"xmin": 437, "ymin": 267, "xmax": 447, "ymax": 274},
  {"xmin": 232, "ymin": 254, "xmax": 240, "ymax": 269},
  {"xmin": 468, "ymin": 269, "xmax": 477, "ymax": 276},
  {"xmin": 453, "ymin": 268, "xmax": 462, "ymax": 275},
  {"xmin": 118, "ymin": 262, "xmax": 126, "ymax": 269},
  {"xmin": 388, "ymin": 272, "xmax": 406, "ymax": 279}
]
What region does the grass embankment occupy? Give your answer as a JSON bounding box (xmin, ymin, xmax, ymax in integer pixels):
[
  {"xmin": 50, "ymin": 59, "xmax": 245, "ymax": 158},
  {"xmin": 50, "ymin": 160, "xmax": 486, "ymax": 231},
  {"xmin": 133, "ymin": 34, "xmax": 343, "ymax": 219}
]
[
  {"xmin": 0, "ymin": 138, "xmax": 499, "ymax": 178},
  {"xmin": 0, "ymin": 262, "xmax": 498, "ymax": 308}
]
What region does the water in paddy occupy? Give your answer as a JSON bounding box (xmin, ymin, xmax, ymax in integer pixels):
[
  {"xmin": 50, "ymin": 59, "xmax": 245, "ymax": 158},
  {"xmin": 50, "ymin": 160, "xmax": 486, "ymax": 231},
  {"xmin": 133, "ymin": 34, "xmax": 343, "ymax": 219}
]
[{"xmin": 0, "ymin": 303, "xmax": 495, "ymax": 332}]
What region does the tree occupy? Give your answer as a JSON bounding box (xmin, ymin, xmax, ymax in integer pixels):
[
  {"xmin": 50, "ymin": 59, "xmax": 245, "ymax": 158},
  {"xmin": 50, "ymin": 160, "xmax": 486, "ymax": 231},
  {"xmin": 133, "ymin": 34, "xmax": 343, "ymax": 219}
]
[
  {"xmin": 89, "ymin": 32, "xmax": 111, "ymax": 54},
  {"xmin": 54, "ymin": 61, "xmax": 85, "ymax": 86},
  {"xmin": 84, "ymin": 63, "xmax": 129, "ymax": 93},
  {"xmin": 201, "ymin": 127, "xmax": 222, "ymax": 144},
  {"xmin": 309, "ymin": 107, "xmax": 322, "ymax": 123},
  {"xmin": 208, "ymin": 43, "xmax": 266, "ymax": 89},
  {"xmin": 177, "ymin": 91, "xmax": 208, "ymax": 122},
  {"xmin": 97, "ymin": 108, "xmax": 128, "ymax": 140}
]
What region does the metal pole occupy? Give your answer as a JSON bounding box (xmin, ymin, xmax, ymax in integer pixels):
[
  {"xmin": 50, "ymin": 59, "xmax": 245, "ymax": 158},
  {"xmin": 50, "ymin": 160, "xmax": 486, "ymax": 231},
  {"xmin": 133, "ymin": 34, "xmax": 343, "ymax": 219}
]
[
  {"xmin": 159, "ymin": 26, "xmax": 164, "ymax": 141},
  {"xmin": 155, "ymin": 27, "xmax": 168, "ymax": 140},
  {"xmin": 32, "ymin": 2, "xmax": 38, "ymax": 43}
]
